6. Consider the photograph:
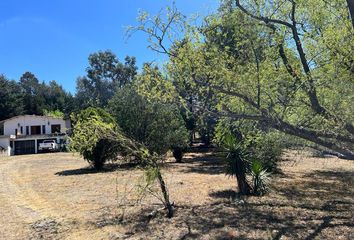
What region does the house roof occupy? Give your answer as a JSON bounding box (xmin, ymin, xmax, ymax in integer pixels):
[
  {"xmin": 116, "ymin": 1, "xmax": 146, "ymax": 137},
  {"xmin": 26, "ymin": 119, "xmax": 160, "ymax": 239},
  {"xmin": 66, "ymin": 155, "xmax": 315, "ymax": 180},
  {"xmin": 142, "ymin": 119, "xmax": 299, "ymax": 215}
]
[{"xmin": 0, "ymin": 115, "xmax": 65, "ymax": 124}]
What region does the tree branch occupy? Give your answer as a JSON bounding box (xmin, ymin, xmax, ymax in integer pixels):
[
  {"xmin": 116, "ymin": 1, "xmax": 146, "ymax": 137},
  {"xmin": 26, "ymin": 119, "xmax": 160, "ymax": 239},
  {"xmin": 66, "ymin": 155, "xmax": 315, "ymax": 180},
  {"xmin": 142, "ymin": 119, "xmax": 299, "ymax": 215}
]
[{"xmin": 235, "ymin": 0, "xmax": 293, "ymax": 28}]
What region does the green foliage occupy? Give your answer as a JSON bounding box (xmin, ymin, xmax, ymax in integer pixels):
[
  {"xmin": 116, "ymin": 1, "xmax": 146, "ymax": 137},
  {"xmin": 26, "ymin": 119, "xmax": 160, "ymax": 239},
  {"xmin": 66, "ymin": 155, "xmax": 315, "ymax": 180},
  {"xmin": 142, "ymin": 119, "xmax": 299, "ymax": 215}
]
[
  {"xmin": 75, "ymin": 51, "xmax": 137, "ymax": 109},
  {"xmin": 0, "ymin": 75, "xmax": 23, "ymax": 120},
  {"xmin": 71, "ymin": 107, "xmax": 115, "ymax": 125},
  {"xmin": 145, "ymin": 165, "xmax": 160, "ymax": 185},
  {"xmin": 214, "ymin": 118, "xmax": 283, "ymax": 195},
  {"xmin": 219, "ymin": 132, "xmax": 251, "ymax": 195},
  {"xmin": 69, "ymin": 108, "xmax": 118, "ymax": 169},
  {"xmin": 0, "ymin": 72, "xmax": 73, "ymax": 121},
  {"xmin": 135, "ymin": 0, "xmax": 354, "ymax": 158},
  {"xmin": 134, "ymin": 63, "xmax": 178, "ymax": 104},
  {"xmin": 19, "ymin": 72, "xmax": 46, "ymax": 115},
  {"xmin": 240, "ymin": 131, "xmax": 283, "ymax": 173},
  {"xmin": 250, "ymin": 159, "xmax": 270, "ymax": 196},
  {"xmin": 223, "ymin": 139, "xmax": 248, "ymax": 177},
  {"xmin": 108, "ymin": 86, "xmax": 189, "ymax": 156},
  {"xmin": 69, "ymin": 107, "xmax": 175, "ymax": 217},
  {"xmin": 215, "ymin": 119, "xmax": 282, "ymax": 172},
  {"xmin": 43, "ymin": 109, "xmax": 64, "ymax": 118}
]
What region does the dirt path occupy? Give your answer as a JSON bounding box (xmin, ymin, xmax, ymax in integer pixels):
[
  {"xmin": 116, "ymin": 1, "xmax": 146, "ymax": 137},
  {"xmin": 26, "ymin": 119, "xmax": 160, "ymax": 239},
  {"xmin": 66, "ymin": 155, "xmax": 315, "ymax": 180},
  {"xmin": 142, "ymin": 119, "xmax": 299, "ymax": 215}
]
[
  {"xmin": 0, "ymin": 159, "xmax": 35, "ymax": 239},
  {"xmin": 0, "ymin": 154, "xmax": 101, "ymax": 239}
]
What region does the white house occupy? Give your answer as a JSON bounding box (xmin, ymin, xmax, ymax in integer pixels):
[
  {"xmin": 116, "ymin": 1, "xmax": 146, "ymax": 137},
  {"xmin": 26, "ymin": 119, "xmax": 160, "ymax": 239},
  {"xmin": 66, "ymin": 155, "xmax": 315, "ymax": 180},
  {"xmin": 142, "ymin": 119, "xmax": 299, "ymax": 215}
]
[{"xmin": 0, "ymin": 115, "xmax": 71, "ymax": 156}]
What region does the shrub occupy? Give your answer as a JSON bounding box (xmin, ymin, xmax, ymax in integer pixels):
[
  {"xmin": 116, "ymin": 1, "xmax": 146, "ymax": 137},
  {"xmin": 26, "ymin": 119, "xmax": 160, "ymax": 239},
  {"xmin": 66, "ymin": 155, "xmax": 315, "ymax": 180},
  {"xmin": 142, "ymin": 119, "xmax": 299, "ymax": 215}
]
[
  {"xmin": 244, "ymin": 132, "xmax": 283, "ymax": 173},
  {"xmin": 172, "ymin": 147, "xmax": 184, "ymax": 163},
  {"xmin": 69, "ymin": 108, "xmax": 118, "ymax": 170}
]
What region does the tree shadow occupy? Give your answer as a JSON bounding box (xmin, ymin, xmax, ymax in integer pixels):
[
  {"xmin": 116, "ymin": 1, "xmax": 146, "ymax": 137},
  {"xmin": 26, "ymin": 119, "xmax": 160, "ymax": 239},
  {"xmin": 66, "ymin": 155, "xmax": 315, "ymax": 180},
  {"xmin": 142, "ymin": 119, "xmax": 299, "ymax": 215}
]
[
  {"xmin": 59, "ymin": 151, "xmax": 353, "ymax": 239},
  {"xmin": 274, "ymin": 170, "xmax": 354, "ymax": 201},
  {"xmin": 209, "ymin": 189, "xmax": 238, "ymax": 200},
  {"xmin": 96, "ymin": 168, "xmax": 354, "ymax": 239},
  {"xmin": 55, "ymin": 162, "xmax": 138, "ymax": 176},
  {"xmin": 177, "ymin": 151, "xmax": 227, "ymax": 175}
]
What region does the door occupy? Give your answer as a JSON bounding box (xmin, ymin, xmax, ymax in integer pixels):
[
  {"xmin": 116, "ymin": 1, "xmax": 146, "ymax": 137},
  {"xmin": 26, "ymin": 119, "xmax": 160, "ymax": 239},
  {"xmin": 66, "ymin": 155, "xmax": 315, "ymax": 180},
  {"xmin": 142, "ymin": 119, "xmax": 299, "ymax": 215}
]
[{"xmin": 14, "ymin": 140, "xmax": 36, "ymax": 155}]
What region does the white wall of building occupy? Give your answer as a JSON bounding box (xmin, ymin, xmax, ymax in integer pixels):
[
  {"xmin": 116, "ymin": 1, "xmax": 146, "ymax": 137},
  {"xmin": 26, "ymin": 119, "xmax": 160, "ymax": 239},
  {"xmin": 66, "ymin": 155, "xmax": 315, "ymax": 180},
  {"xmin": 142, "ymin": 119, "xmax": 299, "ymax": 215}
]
[
  {"xmin": 0, "ymin": 138, "xmax": 9, "ymax": 149},
  {"xmin": 3, "ymin": 115, "xmax": 67, "ymax": 136},
  {"xmin": 0, "ymin": 138, "xmax": 10, "ymax": 156}
]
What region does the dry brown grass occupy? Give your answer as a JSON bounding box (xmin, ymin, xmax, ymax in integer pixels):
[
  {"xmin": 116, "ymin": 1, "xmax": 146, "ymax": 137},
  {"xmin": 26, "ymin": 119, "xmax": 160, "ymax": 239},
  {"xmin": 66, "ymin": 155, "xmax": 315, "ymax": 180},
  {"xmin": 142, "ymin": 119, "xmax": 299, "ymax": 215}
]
[{"xmin": 0, "ymin": 150, "xmax": 353, "ymax": 239}]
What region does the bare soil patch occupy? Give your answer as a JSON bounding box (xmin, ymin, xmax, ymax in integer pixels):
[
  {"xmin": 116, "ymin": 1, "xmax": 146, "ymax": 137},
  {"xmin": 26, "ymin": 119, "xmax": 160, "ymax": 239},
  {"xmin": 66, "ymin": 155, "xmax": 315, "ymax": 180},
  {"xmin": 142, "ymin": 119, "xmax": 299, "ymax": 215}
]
[{"xmin": 0, "ymin": 150, "xmax": 353, "ymax": 239}]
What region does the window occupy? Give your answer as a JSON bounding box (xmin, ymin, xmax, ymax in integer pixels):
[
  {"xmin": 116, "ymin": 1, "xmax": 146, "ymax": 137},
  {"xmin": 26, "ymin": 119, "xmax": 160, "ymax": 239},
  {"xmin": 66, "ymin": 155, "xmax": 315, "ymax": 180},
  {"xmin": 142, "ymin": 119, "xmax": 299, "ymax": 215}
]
[
  {"xmin": 20, "ymin": 126, "xmax": 23, "ymax": 134},
  {"xmin": 30, "ymin": 126, "xmax": 41, "ymax": 135},
  {"xmin": 26, "ymin": 126, "xmax": 29, "ymax": 135},
  {"xmin": 42, "ymin": 125, "xmax": 46, "ymax": 134},
  {"xmin": 15, "ymin": 129, "xmax": 18, "ymax": 135},
  {"xmin": 51, "ymin": 124, "xmax": 61, "ymax": 133}
]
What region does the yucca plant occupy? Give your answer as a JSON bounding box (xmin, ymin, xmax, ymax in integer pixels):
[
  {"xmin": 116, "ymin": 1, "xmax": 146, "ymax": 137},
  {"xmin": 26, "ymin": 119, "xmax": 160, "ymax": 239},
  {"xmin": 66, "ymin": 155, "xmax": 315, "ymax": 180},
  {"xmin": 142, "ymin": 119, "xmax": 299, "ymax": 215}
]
[
  {"xmin": 223, "ymin": 133, "xmax": 251, "ymax": 195},
  {"xmin": 250, "ymin": 159, "xmax": 270, "ymax": 196}
]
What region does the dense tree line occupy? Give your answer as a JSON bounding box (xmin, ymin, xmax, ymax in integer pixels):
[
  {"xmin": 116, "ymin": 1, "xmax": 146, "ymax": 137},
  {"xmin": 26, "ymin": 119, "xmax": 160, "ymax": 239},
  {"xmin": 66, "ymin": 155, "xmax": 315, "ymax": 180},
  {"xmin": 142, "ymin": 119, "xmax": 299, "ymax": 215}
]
[
  {"xmin": 0, "ymin": 72, "xmax": 74, "ymax": 121},
  {"xmin": 0, "ymin": 50, "xmax": 137, "ymax": 121}
]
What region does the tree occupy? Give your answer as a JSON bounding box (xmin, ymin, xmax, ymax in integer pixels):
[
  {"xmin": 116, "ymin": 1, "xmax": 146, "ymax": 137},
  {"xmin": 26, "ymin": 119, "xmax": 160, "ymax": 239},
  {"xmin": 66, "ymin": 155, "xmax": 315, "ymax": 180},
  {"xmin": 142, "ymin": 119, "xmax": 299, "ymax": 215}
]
[
  {"xmin": 133, "ymin": 1, "xmax": 354, "ymax": 159},
  {"xmin": 75, "ymin": 51, "xmax": 137, "ymax": 108},
  {"xmin": 44, "ymin": 80, "xmax": 74, "ymax": 115},
  {"xmin": 70, "ymin": 107, "xmax": 175, "ymax": 217},
  {"xmin": 70, "ymin": 107, "xmax": 117, "ymax": 169},
  {"xmin": 18, "ymin": 72, "xmax": 73, "ymax": 116},
  {"xmin": 19, "ymin": 72, "xmax": 46, "ymax": 115},
  {"xmin": 1, "ymin": 72, "xmax": 73, "ymax": 120},
  {"xmin": 0, "ymin": 75, "xmax": 23, "ymax": 120},
  {"xmin": 108, "ymin": 86, "xmax": 189, "ymax": 160}
]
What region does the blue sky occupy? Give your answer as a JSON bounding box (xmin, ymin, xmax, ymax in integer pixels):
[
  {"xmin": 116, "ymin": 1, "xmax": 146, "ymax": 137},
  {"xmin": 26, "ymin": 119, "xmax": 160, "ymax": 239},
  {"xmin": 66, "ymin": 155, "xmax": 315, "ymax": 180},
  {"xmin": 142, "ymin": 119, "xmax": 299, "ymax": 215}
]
[{"xmin": 0, "ymin": 0, "xmax": 218, "ymax": 93}]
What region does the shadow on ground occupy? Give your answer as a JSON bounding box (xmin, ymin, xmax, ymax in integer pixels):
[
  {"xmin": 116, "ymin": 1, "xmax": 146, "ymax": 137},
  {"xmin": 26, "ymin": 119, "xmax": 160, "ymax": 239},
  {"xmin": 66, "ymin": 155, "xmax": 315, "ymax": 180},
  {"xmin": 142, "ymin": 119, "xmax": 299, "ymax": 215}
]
[
  {"xmin": 91, "ymin": 168, "xmax": 354, "ymax": 239},
  {"xmin": 55, "ymin": 162, "xmax": 138, "ymax": 176},
  {"xmin": 52, "ymin": 150, "xmax": 354, "ymax": 239},
  {"xmin": 175, "ymin": 151, "xmax": 227, "ymax": 175}
]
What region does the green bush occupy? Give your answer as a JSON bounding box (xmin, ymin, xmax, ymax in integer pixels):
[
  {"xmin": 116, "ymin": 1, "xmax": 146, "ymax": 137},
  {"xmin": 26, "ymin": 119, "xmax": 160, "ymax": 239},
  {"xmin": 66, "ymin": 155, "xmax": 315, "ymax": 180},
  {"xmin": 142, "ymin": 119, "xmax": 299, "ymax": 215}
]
[
  {"xmin": 69, "ymin": 108, "xmax": 118, "ymax": 170},
  {"xmin": 244, "ymin": 132, "xmax": 283, "ymax": 173},
  {"xmin": 108, "ymin": 87, "xmax": 189, "ymax": 159}
]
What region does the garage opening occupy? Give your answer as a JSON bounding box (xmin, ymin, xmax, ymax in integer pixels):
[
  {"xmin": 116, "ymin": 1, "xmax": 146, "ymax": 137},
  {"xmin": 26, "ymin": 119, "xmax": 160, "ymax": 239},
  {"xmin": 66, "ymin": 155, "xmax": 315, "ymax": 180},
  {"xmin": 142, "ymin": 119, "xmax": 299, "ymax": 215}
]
[
  {"xmin": 37, "ymin": 138, "xmax": 57, "ymax": 153},
  {"xmin": 14, "ymin": 140, "xmax": 35, "ymax": 155}
]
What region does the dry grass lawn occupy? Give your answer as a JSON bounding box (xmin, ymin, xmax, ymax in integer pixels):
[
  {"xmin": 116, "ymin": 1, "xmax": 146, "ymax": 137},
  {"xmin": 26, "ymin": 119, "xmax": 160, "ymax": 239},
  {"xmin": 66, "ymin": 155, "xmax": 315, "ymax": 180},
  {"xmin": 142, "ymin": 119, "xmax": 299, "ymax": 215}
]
[{"xmin": 0, "ymin": 150, "xmax": 353, "ymax": 239}]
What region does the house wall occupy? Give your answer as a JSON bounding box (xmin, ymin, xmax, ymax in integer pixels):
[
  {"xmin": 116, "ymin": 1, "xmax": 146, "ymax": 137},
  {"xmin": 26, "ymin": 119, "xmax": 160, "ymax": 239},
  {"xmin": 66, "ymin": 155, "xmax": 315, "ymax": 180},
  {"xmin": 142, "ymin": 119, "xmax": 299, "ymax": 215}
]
[
  {"xmin": 0, "ymin": 138, "xmax": 11, "ymax": 156},
  {"xmin": 3, "ymin": 115, "xmax": 67, "ymax": 136},
  {"xmin": 0, "ymin": 138, "xmax": 9, "ymax": 148}
]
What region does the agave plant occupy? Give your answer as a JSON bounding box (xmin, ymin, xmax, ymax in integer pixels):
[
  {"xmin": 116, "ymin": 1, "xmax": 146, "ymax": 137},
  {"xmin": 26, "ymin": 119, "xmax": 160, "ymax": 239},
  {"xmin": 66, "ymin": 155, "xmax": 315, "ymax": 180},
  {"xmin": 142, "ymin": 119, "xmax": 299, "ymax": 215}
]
[{"xmin": 250, "ymin": 159, "xmax": 270, "ymax": 196}]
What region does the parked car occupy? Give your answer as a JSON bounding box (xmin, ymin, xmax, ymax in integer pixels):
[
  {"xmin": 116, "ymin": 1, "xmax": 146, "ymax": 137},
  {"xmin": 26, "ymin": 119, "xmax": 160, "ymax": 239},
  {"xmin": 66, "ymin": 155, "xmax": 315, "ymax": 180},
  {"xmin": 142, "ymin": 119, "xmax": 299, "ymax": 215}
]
[{"xmin": 39, "ymin": 140, "xmax": 59, "ymax": 151}]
